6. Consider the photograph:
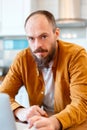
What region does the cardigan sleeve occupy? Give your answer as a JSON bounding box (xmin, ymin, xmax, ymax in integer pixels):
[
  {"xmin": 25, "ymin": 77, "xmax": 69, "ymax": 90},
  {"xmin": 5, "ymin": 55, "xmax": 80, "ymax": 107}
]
[
  {"xmin": 54, "ymin": 48, "xmax": 87, "ymax": 129},
  {"xmin": 0, "ymin": 53, "xmax": 24, "ymax": 110}
]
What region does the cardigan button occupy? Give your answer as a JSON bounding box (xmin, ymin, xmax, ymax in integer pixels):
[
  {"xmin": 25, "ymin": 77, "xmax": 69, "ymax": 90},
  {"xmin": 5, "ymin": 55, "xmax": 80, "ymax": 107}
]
[{"xmin": 41, "ymin": 91, "xmax": 44, "ymax": 94}]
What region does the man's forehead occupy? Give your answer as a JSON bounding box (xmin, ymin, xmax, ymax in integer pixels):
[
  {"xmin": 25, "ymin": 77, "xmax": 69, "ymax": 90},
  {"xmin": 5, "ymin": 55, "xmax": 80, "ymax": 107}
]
[
  {"xmin": 26, "ymin": 14, "xmax": 49, "ymax": 27},
  {"xmin": 28, "ymin": 14, "xmax": 46, "ymax": 21}
]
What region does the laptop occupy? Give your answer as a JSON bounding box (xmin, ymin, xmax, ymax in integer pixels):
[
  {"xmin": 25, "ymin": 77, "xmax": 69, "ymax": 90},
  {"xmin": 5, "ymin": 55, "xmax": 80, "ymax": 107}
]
[{"xmin": 0, "ymin": 93, "xmax": 35, "ymax": 130}]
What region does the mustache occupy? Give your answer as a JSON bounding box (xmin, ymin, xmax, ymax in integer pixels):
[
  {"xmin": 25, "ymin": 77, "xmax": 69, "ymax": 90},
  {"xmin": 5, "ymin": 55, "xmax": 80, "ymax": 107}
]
[{"xmin": 33, "ymin": 47, "xmax": 48, "ymax": 53}]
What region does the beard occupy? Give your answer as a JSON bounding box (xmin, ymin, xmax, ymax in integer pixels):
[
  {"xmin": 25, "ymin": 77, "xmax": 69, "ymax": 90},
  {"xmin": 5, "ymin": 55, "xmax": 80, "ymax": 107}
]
[{"xmin": 31, "ymin": 45, "xmax": 56, "ymax": 70}]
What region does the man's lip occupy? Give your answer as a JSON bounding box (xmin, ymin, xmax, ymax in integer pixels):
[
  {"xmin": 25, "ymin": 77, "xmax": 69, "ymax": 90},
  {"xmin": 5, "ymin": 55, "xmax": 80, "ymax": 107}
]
[
  {"xmin": 35, "ymin": 51, "xmax": 46, "ymax": 54},
  {"xmin": 36, "ymin": 52, "xmax": 46, "ymax": 55},
  {"xmin": 35, "ymin": 51, "xmax": 47, "ymax": 56}
]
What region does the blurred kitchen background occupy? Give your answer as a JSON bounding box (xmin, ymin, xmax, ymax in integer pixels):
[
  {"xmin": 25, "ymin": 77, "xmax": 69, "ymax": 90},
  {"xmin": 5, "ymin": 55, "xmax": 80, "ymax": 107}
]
[{"xmin": 0, "ymin": 0, "xmax": 87, "ymax": 107}]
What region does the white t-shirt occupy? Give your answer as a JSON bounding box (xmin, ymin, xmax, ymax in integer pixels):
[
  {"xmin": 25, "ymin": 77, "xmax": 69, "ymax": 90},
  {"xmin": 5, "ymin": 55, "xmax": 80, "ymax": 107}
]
[{"xmin": 41, "ymin": 61, "xmax": 54, "ymax": 115}]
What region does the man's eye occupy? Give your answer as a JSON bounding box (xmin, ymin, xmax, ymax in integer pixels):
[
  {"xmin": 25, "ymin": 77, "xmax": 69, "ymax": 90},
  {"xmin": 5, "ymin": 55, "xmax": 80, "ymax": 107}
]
[
  {"xmin": 28, "ymin": 37, "xmax": 34, "ymax": 41},
  {"xmin": 42, "ymin": 35, "xmax": 47, "ymax": 39}
]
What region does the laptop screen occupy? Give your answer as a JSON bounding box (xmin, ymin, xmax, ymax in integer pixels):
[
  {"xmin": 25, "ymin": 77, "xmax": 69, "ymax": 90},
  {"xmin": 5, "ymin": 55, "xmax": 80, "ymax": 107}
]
[{"xmin": 0, "ymin": 93, "xmax": 16, "ymax": 130}]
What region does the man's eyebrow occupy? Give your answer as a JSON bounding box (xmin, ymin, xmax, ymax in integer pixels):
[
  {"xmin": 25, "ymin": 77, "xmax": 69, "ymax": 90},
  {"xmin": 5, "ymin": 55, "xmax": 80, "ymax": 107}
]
[
  {"xmin": 39, "ymin": 32, "xmax": 49, "ymax": 37},
  {"xmin": 27, "ymin": 33, "xmax": 48, "ymax": 38},
  {"xmin": 27, "ymin": 36, "xmax": 34, "ymax": 38}
]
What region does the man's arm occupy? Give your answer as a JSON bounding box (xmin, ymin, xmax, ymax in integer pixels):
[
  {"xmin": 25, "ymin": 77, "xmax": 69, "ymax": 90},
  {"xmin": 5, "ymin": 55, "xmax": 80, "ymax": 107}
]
[
  {"xmin": 28, "ymin": 115, "xmax": 62, "ymax": 130},
  {"xmin": 14, "ymin": 105, "xmax": 48, "ymax": 122},
  {"xmin": 0, "ymin": 53, "xmax": 24, "ymax": 111}
]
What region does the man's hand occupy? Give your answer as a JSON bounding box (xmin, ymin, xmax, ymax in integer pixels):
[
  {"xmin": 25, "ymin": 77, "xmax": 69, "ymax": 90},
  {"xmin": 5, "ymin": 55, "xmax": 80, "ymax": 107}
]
[
  {"xmin": 14, "ymin": 105, "xmax": 48, "ymax": 122},
  {"xmin": 28, "ymin": 115, "xmax": 62, "ymax": 130}
]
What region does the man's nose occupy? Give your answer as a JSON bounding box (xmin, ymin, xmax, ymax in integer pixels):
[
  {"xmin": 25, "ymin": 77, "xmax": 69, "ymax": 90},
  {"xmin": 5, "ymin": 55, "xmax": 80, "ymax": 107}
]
[{"xmin": 34, "ymin": 39, "xmax": 42, "ymax": 48}]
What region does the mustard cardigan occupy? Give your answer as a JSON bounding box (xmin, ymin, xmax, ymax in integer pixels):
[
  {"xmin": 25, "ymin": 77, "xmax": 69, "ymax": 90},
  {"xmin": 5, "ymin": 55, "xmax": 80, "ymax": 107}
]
[{"xmin": 0, "ymin": 40, "xmax": 87, "ymax": 130}]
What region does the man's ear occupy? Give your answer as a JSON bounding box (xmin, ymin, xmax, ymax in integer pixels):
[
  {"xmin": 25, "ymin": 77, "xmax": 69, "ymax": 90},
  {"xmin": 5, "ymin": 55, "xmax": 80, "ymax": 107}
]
[{"xmin": 55, "ymin": 28, "xmax": 60, "ymax": 39}]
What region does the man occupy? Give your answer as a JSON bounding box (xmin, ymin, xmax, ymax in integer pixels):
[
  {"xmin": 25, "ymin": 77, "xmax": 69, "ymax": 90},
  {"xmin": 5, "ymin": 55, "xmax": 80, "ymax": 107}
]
[{"xmin": 0, "ymin": 10, "xmax": 87, "ymax": 130}]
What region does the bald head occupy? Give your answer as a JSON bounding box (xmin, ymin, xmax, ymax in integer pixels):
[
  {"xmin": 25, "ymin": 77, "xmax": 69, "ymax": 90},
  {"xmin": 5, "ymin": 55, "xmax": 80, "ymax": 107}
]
[{"xmin": 24, "ymin": 10, "xmax": 57, "ymax": 32}]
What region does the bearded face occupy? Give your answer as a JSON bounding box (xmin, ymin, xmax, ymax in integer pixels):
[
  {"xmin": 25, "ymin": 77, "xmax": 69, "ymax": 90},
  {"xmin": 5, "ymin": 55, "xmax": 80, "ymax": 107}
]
[{"xmin": 25, "ymin": 14, "xmax": 59, "ymax": 69}]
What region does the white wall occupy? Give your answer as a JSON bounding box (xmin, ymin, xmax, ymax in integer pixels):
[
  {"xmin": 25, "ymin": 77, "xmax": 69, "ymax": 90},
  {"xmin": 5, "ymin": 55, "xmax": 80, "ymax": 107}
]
[
  {"xmin": 0, "ymin": 0, "xmax": 32, "ymax": 36},
  {"xmin": 81, "ymin": 0, "xmax": 87, "ymax": 18}
]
